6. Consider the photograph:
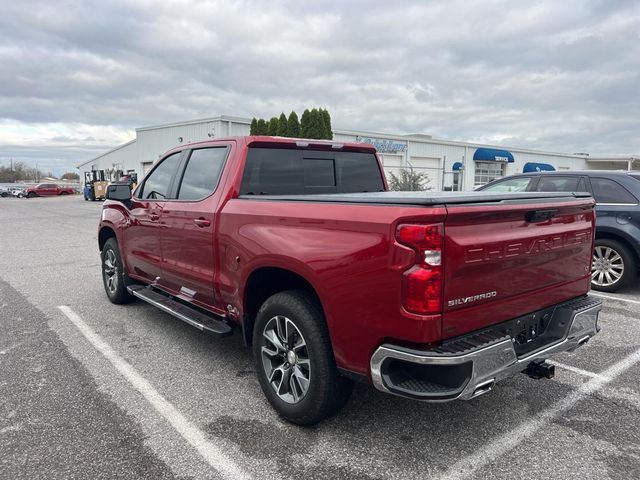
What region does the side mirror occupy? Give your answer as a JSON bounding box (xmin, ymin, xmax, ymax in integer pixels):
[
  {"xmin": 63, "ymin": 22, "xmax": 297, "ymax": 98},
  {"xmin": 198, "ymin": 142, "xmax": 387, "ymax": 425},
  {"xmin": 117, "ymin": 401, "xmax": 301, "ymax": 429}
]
[{"xmin": 106, "ymin": 182, "xmax": 132, "ymax": 201}]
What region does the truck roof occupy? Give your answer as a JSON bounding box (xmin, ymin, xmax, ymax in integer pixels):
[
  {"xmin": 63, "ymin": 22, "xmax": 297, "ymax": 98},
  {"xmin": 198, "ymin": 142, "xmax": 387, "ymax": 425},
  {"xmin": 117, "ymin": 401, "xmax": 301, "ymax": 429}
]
[{"xmin": 169, "ymin": 136, "xmax": 377, "ymax": 153}]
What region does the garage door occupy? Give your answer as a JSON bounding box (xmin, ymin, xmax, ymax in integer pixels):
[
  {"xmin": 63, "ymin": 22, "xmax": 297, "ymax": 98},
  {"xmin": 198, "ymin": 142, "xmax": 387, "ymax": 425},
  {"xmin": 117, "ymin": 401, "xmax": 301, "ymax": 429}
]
[
  {"xmin": 380, "ymin": 154, "xmax": 404, "ymax": 183},
  {"xmin": 141, "ymin": 162, "xmax": 154, "ymax": 175},
  {"xmin": 409, "ymin": 156, "xmax": 441, "ymax": 190}
]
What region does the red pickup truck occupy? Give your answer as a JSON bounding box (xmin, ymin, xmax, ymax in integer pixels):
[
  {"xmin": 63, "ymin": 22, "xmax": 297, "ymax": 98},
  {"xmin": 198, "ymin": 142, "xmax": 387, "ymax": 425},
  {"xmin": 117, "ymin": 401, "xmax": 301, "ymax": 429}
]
[
  {"xmin": 25, "ymin": 183, "xmax": 75, "ymax": 197},
  {"xmin": 99, "ymin": 136, "xmax": 601, "ymax": 425}
]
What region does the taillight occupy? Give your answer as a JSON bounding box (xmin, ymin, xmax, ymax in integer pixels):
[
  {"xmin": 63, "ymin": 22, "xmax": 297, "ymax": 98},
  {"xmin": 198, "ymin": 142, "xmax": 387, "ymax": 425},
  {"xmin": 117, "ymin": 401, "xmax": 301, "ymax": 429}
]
[{"xmin": 396, "ymin": 223, "xmax": 443, "ymax": 314}]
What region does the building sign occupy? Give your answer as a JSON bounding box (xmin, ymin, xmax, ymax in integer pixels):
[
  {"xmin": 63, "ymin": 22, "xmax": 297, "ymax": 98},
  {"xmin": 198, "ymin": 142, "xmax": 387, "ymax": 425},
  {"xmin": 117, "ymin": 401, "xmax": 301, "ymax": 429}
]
[
  {"xmin": 355, "ymin": 136, "xmax": 408, "ymax": 153},
  {"xmin": 472, "ymin": 147, "xmax": 515, "ymax": 163}
]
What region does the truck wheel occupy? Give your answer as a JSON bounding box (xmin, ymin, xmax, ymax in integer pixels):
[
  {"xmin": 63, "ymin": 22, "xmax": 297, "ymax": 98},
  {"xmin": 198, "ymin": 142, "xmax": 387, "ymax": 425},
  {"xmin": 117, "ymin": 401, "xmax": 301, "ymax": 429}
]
[
  {"xmin": 101, "ymin": 238, "xmax": 133, "ymax": 304},
  {"xmin": 253, "ymin": 290, "xmax": 353, "ymax": 426},
  {"xmin": 592, "ymin": 239, "xmax": 637, "ymax": 292},
  {"xmin": 27, "ymin": 192, "xmax": 36, "ymax": 198}
]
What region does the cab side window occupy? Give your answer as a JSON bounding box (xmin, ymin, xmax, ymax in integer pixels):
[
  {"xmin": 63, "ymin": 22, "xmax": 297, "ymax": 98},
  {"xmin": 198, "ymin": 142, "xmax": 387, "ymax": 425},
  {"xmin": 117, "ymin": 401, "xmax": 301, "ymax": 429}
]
[
  {"xmin": 177, "ymin": 147, "xmax": 228, "ymax": 200},
  {"xmin": 590, "ymin": 177, "xmax": 638, "ymax": 204},
  {"xmin": 139, "ymin": 152, "xmax": 182, "ymax": 200}
]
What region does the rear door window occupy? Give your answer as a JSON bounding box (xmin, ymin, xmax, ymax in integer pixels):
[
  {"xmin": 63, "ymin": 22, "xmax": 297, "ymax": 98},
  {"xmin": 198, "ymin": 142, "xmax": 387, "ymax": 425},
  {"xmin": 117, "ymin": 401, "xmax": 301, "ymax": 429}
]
[
  {"xmin": 240, "ymin": 148, "xmax": 384, "ymax": 195},
  {"xmin": 177, "ymin": 147, "xmax": 228, "ymax": 200},
  {"xmin": 590, "ymin": 177, "xmax": 638, "ymax": 204},
  {"xmin": 536, "ymin": 176, "xmax": 582, "ymax": 192}
]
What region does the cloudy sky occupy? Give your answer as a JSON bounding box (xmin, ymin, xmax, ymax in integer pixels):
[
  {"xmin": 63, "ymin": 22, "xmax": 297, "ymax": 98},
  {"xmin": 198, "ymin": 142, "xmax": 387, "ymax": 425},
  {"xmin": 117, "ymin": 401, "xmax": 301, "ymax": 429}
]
[{"xmin": 1, "ymin": 0, "xmax": 639, "ymax": 174}]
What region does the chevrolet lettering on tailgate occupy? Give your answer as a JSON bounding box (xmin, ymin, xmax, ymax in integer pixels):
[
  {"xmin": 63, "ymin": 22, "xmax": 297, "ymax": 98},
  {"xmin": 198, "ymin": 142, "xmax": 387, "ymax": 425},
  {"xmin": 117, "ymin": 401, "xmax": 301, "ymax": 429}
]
[{"xmin": 464, "ymin": 229, "xmax": 592, "ymax": 264}]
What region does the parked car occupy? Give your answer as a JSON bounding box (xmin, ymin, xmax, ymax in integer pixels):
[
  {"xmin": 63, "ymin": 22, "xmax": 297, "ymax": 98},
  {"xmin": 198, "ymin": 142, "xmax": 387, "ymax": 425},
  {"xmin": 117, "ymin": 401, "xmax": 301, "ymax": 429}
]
[
  {"xmin": 25, "ymin": 183, "xmax": 76, "ymax": 197},
  {"xmin": 11, "ymin": 187, "xmax": 27, "ymax": 198},
  {"xmin": 478, "ymin": 170, "xmax": 640, "ymax": 292},
  {"xmin": 98, "ymin": 136, "xmax": 600, "ymax": 425},
  {"xmin": 1, "ymin": 186, "xmax": 26, "ymax": 198}
]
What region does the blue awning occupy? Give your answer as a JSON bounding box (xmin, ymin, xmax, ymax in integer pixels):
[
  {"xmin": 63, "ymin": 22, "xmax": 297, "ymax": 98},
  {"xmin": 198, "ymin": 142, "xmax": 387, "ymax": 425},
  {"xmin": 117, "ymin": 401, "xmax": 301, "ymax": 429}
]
[
  {"xmin": 452, "ymin": 161, "xmax": 464, "ymax": 171},
  {"xmin": 473, "ymin": 148, "xmax": 514, "ymax": 163},
  {"xmin": 523, "ymin": 162, "xmax": 555, "ymax": 173}
]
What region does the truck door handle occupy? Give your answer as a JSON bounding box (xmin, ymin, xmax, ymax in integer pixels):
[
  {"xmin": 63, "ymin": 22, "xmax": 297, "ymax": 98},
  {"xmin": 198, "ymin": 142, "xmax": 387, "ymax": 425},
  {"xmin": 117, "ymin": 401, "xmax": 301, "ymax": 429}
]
[
  {"xmin": 149, "ymin": 213, "xmax": 160, "ymax": 221},
  {"xmin": 193, "ymin": 218, "xmax": 211, "ymax": 228}
]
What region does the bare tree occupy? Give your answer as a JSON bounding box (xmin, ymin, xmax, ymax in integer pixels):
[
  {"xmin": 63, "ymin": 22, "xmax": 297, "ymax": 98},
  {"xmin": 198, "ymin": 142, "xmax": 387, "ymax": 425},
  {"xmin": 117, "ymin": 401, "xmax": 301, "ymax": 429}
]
[{"xmin": 387, "ymin": 166, "xmax": 432, "ymax": 191}]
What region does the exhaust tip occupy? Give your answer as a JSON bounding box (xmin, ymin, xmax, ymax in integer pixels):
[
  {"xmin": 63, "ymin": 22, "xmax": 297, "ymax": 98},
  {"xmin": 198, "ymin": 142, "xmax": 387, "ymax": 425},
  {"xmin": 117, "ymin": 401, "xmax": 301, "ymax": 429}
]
[
  {"xmin": 577, "ymin": 335, "xmax": 590, "ymax": 347},
  {"xmin": 471, "ymin": 379, "xmax": 495, "ymax": 398}
]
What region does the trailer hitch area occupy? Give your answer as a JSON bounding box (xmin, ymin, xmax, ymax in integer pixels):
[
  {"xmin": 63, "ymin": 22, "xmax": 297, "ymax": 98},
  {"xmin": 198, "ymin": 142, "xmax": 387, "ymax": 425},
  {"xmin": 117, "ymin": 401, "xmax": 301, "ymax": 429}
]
[{"xmin": 523, "ymin": 359, "xmax": 555, "ymax": 380}]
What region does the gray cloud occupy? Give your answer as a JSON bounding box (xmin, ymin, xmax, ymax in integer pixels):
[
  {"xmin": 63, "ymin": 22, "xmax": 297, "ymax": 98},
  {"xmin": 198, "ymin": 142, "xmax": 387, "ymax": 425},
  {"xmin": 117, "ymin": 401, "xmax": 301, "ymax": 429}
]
[{"xmin": 1, "ymin": 0, "xmax": 639, "ymax": 172}]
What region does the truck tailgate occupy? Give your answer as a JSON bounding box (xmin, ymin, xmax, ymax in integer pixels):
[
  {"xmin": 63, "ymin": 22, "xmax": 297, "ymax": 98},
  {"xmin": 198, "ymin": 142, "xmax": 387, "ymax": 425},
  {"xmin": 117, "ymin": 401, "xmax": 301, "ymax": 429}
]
[{"xmin": 442, "ymin": 197, "xmax": 595, "ymax": 338}]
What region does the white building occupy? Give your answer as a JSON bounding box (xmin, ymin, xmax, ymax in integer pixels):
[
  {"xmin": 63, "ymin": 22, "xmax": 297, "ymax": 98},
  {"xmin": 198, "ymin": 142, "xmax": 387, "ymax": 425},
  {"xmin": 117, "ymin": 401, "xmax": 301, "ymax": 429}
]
[{"xmin": 77, "ymin": 114, "xmax": 639, "ymax": 191}]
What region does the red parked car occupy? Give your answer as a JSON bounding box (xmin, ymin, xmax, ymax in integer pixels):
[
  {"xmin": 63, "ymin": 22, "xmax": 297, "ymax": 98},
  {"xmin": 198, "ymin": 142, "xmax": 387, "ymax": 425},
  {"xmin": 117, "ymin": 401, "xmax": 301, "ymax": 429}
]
[
  {"xmin": 25, "ymin": 183, "xmax": 75, "ymax": 197},
  {"xmin": 98, "ymin": 136, "xmax": 601, "ymax": 425}
]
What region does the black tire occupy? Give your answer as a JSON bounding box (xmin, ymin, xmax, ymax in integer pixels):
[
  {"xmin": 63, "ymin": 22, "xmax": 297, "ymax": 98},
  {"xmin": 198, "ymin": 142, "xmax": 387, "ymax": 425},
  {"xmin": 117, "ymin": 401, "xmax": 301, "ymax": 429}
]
[
  {"xmin": 59, "ymin": 191, "xmax": 69, "ymax": 195},
  {"xmin": 101, "ymin": 237, "xmax": 133, "ymax": 304},
  {"xmin": 253, "ymin": 290, "xmax": 353, "ymax": 426},
  {"xmin": 1, "ymin": 192, "xmax": 7, "ymax": 197},
  {"xmin": 27, "ymin": 192, "xmax": 36, "ymax": 198},
  {"xmin": 591, "ymin": 238, "xmax": 637, "ymax": 292}
]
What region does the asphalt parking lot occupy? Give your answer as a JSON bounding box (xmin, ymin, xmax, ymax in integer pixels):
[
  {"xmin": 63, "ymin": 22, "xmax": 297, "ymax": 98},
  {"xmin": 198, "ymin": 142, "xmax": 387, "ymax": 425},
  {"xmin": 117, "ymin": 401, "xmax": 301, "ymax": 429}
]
[{"xmin": 1, "ymin": 195, "xmax": 639, "ymax": 480}]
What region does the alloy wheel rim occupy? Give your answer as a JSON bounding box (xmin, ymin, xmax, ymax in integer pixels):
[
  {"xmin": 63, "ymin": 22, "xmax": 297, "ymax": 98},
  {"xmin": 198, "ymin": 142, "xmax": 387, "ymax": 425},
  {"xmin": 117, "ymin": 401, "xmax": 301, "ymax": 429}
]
[
  {"xmin": 261, "ymin": 315, "xmax": 311, "ymax": 404},
  {"xmin": 103, "ymin": 249, "xmax": 118, "ymax": 294},
  {"xmin": 591, "ymin": 246, "xmax": 624, "ymax": 287}
]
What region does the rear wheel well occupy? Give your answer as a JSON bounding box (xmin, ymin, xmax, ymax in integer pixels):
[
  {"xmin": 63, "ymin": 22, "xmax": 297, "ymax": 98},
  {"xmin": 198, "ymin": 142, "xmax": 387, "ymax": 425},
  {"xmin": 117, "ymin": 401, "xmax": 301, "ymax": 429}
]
[
  {"xmin": 98, "ymin": 227, "xmax": 117, "ymax": 252},
  {"xmin": 595, "ymin": 231, "xmax": 640, "ymax": 266},
  {"xmin": 243, "ymin": 267, "xmax": 324, "ymax": 345}
]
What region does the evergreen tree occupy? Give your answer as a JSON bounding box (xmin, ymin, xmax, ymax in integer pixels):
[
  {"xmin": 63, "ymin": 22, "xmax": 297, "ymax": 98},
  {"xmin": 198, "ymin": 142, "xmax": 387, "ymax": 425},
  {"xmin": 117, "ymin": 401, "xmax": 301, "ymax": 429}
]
[
  {"xmin": 321, "ymin": 109, "xmax": 333, "ymax": 139},
  {"xmin": 287, "ymin": 111, "xmax": 301, "ymax": 137},
  {"xmin": 267, "ymin": 117, "xmax": 279, "ymax": 135},
  {"xmin": 256, "ymin": 118, "xmax": 267, "ymax": 135},
  {"xmin": 276, "ymin": 113, "xmax": 288, "ymax": 136},
  {"xmin": 250, "ymin": 117, "xmax": 258, "ymax": 135},
  {"xmin": 308, "ymin": 108, "xmax": 324, "ymax": 139},
  {"xmin": 300, "ymin": 109, "xmax": 311, "ymax": 138}
]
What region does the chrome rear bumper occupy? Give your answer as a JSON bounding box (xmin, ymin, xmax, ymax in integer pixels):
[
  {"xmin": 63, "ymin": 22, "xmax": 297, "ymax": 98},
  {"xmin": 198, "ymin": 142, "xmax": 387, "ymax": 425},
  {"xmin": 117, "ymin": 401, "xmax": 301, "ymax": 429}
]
[{"xmin": 370, "ymin": 295, "xmax": 602, "ymax": 401}]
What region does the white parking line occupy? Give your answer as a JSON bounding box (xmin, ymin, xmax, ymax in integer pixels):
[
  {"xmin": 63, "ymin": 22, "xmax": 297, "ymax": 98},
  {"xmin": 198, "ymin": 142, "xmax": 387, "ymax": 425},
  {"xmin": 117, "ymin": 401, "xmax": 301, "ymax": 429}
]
[
  {"xmin": 57, "ymin": 305, "xmax": 250, "ymax": 480},
  {"xmin": 589, "ymin": 292, "xmax": 640, "ymax": 305},
  {"xmin": 547, "ymin": 360, "xmax": 611, "ymax": 381},
  {"xmin": 437, "ymin": 347, "xmax": 640, "ymax": 480}
]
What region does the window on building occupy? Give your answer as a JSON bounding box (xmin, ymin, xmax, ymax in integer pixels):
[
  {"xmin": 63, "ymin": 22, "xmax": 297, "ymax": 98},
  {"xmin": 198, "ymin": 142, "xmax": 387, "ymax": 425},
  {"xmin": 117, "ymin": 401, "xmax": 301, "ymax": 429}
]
[
  {"xmin": 139, "ymin": 152, "xmax": 182, "ymax": 200},
  {"xmin": 177, "ymin": 147, "xmax": 228, "ymax": 200},
  {"xmin": 474, "ymin": 162, "xmax": 505, "ymax": 187},
  {"xmin": 590, "ymin": 177, "xmax": 638, "ymax": 204},
  {"xmin": 452, "ymin": 172, "xmax": 461, "ymax": 191}
]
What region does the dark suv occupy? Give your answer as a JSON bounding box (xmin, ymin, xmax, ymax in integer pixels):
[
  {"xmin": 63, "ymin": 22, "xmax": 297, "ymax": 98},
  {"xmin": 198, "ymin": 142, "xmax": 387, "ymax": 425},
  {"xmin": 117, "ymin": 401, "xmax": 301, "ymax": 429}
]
[{"xmin": 479, "ymin": 170, "xmax": 640, "ymax": 292}]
